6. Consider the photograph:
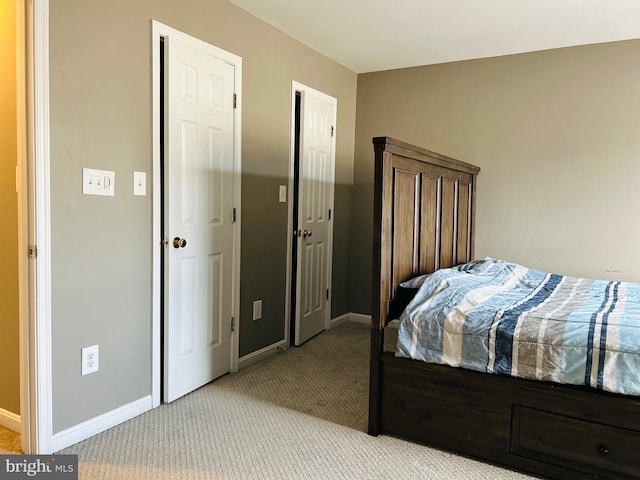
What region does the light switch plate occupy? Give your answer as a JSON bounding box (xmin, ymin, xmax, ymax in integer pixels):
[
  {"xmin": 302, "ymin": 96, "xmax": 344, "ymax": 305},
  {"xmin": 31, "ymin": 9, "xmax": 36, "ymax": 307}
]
[
  {"xmin": 252, "ymin": 300, "xmax": 262, "ymax": 320},
  {"xmin": 133, "ymin": 171, "xmax": 146, "ymax": 196},
  {"xmin": 279, "ymin": 185, "xmax": 287, "ymax": 203},
  {"xmin": 83, "ymin": 168, "xmax": 115, "ymax": 196}
]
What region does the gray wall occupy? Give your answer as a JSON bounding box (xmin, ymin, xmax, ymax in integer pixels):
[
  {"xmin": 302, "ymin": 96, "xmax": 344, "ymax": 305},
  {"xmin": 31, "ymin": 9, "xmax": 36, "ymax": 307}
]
[
  {"xmin": 49, "ymin": 0, "xmax": 356, "ymax": 432},
  {"xmin": 351, "ymin": 39, "xmax": 640, "ymax": 314},
  {"xmin": 0, "ymin": 0, "xmax": 20, "ymax": 416}
]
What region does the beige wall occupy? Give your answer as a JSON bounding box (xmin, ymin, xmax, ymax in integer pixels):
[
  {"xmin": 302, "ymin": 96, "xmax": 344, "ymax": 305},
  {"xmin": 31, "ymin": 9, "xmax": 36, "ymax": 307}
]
[
  {"xmin": 49, "ymin": 0, "xmax": 356, "ymax": 432},
  {"xmin": 352, "ymin": 39, "xmax": 640, "ymax": 313},
  {"xmin": 0, "ymin": 0, "xmax": 20, "ymax": 416}
]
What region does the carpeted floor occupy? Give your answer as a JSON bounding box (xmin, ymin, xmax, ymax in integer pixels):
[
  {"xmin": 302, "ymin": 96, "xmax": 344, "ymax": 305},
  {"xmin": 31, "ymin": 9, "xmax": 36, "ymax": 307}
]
[
  {"xmin": 0, "ymin": 425, "xmax": 21, "ymax": 454},
  {"xmin": 46, "ymin": 322, "xmax": 537, "ymax": 479}
]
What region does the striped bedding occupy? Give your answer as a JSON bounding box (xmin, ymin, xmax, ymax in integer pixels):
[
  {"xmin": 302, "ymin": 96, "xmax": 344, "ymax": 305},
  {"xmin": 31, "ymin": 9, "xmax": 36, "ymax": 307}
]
[{"xmin": 395, "ymin": 257, "xmax": 640, "ymax": 396}]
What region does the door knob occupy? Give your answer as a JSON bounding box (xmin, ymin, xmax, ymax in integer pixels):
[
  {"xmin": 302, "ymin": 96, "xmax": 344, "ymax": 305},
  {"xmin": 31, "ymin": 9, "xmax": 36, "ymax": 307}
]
[
  {"xmin": 303, "ymin": 229, "xmax": 312, "ymax": 238},
  {"xmin": 172, "ymin": 237, "xmax": 187, "ymax": 248}
]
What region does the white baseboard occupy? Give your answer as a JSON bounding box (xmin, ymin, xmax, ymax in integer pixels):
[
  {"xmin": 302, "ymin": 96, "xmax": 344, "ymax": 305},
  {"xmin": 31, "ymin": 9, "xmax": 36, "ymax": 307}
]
[
  {"xmin": 238, "ymin": 340, "xmax": 288, "ymax": 370},
  {"xmin": 0, "ymin": 408, "xmax": 21, "ymax": 433},
  {"xmin": 329, "ymin": 313, "xmax": 350, "ymax": 328},
  {"xmin": 51, "ymin": 395, "xmax": 153, "ymax": 452},
  {"xmin": 331, "ymin": 312, "xmax": 371, "ymax": 327},
  {"xmin": 348, "ymin": 313, "xmax": 371, "ymax": 324}
]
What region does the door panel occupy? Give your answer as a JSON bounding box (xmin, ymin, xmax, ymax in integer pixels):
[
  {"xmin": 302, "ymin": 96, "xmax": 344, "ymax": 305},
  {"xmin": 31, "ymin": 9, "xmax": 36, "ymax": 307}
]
[
  {"xmin": 295, "ymin": 90, "xmax": 335, "ymax": 346},
  {"xmin": 164, "ymin": 35, "xmax": 235, "ymax": 403},
  {"xmin": 180, "ymin": 257, "xmax": 196, "ymax": 356},
  {"xmin": 208, "ymin": 253, "xmax": 223, "ymax": 347}
]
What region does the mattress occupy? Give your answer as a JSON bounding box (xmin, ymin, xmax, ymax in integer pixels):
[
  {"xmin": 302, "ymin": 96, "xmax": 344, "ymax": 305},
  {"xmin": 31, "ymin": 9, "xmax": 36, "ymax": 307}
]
[{"xmin": 395, "ymin": 258, "xmax": 640, "ymax": 396}]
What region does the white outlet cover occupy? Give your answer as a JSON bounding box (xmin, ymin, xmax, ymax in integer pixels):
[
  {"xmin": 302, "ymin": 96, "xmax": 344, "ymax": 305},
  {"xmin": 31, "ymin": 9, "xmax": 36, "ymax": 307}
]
[{"xmin": 81, "ymin": 344, "xmax": 99, "ymax": 376}]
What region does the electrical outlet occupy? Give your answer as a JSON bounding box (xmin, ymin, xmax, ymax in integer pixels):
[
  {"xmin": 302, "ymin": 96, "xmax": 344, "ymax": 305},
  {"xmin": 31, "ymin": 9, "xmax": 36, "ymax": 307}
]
[
  {"xmin": 81, "ymin": 345, "xmax": 99, "ymax": 376},
  {"xmin": 252, "ymin": 300, "xmax": 262, "ymax": 321}
]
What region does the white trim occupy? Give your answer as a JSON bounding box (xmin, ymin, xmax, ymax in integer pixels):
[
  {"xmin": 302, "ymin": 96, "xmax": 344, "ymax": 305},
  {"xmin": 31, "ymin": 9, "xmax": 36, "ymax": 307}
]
[
  {"xmin": 150, "ymin": 20, "xmax": 162, "ymax": 410},
  {"xmin": 32, "ymin": 0, "xmax": 52, "ymax": 455},
  {"xmin": 51, "ymin": 396, "xmax": 152, "ymax": 452},
  {"xmin": 330, "ymin": 313, "xmax": 372, "ymax": 326},
  {"xmin": 238, "ymin": 340, "xmax": 288, "ymax": 370},
  {"xmin": 348, "ymin": 313, "xmax": 372, "ymax": 325},
  {"xmin": 231, "ymin": 47, "xmax": 242, "ymax": 375},
  {"xmin": 286, "ymin": 81, "xmax": 337, "ymax": 346},
  {"xmin": 0, "ymin": 408, "xmax": 21, "ymax": 434},
  {"xmin": 329, "ymin": 313, "xmax": 350, "ymax": 329},
  {"xmin": 151, "ymin": 21, "xmax": 243, "ymax": 406}
]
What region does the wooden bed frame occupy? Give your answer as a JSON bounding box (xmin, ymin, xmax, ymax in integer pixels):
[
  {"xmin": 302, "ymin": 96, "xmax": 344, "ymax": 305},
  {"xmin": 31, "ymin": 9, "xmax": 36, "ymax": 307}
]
[{"xmin": 368, "ymin": 137, "xmax": 640, "ymax": 480}]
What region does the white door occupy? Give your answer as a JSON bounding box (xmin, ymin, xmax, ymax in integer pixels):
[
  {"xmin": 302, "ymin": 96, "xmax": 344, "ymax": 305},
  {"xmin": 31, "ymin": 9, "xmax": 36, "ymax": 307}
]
[
  {"xmin": 164, "ymin": 35, "xmax": 236, "ymax": 403},
  {"xmin": 294, "ymin": 89, "xmax": 336, "ymax": 345}
]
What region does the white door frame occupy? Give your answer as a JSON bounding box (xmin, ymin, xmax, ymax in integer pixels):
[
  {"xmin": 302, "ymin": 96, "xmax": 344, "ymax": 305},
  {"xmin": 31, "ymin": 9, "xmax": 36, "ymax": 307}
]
[
  {"xmin": 284, "ymin": 81, "xmax": 337, "ymax": 345},
  {"xmin": 23, "ymin": 0, "xmax": 53, "ymax": 454},
  {"xmin": 151, "ymin": 21, "xmax": 242, "ymax": 407}
]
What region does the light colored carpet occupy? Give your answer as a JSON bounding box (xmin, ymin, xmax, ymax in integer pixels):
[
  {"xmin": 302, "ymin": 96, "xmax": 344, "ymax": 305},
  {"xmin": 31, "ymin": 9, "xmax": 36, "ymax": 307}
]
[{"xmin": 57, "ymin": 322, "xmax": 536, "ymax": 479}]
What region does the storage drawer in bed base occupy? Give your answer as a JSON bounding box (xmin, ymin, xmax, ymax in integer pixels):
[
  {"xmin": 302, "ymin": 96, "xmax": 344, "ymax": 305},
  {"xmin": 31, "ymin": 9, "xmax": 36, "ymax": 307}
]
[
  {"xmin": 378, "ymin": 353, "xmax": 640, "ymax": 480},
  {"xmin": 511, "ymin": 405, "xmax": 640, "ymax": 478}
]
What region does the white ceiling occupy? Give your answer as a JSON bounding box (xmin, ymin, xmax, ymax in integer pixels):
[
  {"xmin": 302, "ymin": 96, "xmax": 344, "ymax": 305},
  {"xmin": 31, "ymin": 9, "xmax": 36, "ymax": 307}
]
[{"xmin": 229, "ymin": 0, "xmax": 640, "ymax": 73}]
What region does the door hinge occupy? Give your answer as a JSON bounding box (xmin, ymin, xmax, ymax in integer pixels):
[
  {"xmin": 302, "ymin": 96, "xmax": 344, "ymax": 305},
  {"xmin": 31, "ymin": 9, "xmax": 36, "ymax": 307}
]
[
  {"xmin": 232, "ymin": 207, "xmax": 237, "ymax": 222},
  {"xmin": 233, "ymin": 93, "xmax": 237, "ymax": 109},
  {"xmin": 331, "ymin": 125, "xmax": 334, "ymax": 137},
  {"xmin": 29, "ymin": 244, "xmax": 37, "ymax": 259},
  {"xmin": 231, "ymin": 317, "xmax": 235, "ymax": 332},
  {"xmin": 326, "ymin": 289, "xmax": 329, "ymax": 300},
  {"xmin": 328, "ymin": 209, "xmax": 332, "ymax": 220}
]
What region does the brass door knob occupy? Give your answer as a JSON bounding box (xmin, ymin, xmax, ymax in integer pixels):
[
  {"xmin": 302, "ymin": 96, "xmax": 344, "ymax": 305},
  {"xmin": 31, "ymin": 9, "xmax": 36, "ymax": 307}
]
[
  {"xmin": 303, "ymin": 229, "xmax": 313, "ymax": 238},
  {"xmin": 172, "ymin": 237, "xmax": 187, "ymax": 248}
]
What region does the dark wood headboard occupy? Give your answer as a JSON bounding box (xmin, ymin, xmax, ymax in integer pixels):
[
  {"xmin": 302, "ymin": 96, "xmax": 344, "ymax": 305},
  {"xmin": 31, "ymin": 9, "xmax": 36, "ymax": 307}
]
[
  {"xmin": 371, "ymin": 137, "xmax": 481, "ymax": 331},
  {"xmin": 369, "ymin": 137, "xmax": 480, "ymax": 435}
]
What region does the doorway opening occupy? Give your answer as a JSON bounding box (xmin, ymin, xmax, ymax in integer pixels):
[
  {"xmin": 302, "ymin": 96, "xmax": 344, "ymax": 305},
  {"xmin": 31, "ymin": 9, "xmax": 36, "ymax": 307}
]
[
  {"xmin": 288, "ymin": 91, "xmax": 301, "ymax": 345},
  {"xmin": 287, "ymin": 82, "xmax": 337, "ymax": 347},
  {"xmin": 159, "ymin": 36, "xmax": 166, "ymax": 400}
]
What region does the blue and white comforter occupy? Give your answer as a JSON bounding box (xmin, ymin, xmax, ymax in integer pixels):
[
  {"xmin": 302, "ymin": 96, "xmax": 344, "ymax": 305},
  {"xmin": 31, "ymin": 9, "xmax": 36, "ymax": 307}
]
[{"xmin": 396, "ymin": 258, "xmax": 640, "ymax": 396}]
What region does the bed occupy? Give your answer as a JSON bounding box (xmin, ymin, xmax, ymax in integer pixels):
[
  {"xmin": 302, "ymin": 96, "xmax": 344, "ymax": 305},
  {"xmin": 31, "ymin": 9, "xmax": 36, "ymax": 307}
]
[{"xmin": 368, "ymin": 137, "xmax": 640, "ymax": 480}]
